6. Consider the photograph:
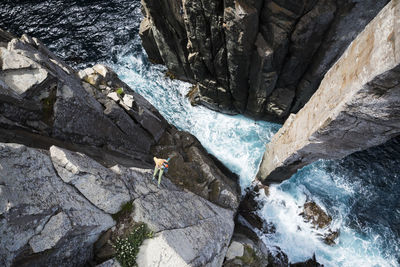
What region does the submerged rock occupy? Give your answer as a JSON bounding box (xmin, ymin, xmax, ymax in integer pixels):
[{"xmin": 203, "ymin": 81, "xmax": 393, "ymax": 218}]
[
  {"xmin": 300, "ymin": 201, "xmax": 339, "ymax": 245},
  {"xmin": 301, "ymin": 202, "xmax": 332, "ymax": 229}
]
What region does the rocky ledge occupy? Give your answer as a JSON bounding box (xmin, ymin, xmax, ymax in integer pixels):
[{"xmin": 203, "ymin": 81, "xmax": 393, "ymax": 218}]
[
  {"xmin": 0, "ymin": 29, "xmax": 240, "ymax": 266},
  {"xmin": 140, "ymin": 0, "xmax": 389, "ymax": 122},
  {"xmin": 0, "ymin": 143, "xmax": 235, "ymax": 266},
  {"xmin": 0, "ymin": 28, "xmax": 239, "ymax": 209}
]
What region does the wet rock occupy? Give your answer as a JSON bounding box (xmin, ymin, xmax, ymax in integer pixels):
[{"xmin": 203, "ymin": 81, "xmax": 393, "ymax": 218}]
[
  {"xmin": 290, "ymin": 254, "xmax": 322, "ymax": 267},
  {"xmin": 323, "ymin": 229, "xmax": 340, "ymax": 245},
  {"xmin": 238, "ymin": 181, "xmax": 273, "ymax": 234},
  {"xmin": 267, "ymin": 247, "xmax": 289, "ymax": 267},
  {"xmin": 301, "ymin": 201, "xmax": 332, "ymax": 229},
  {"xmin": 300, "ymin": 201, "xmax": 340, "ymax": 245}
]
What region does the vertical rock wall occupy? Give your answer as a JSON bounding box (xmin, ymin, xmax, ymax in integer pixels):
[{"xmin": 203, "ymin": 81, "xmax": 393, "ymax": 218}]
[
  {"xmin": 140, "ymin": 0, "xmax": 389, "ymax": 122},
  {"xmin": 257, "ymin": 0, "xmax": 400, "ymax": 183}
]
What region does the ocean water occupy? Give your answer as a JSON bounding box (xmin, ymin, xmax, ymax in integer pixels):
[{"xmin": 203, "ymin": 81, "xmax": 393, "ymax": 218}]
[
  {"xmin": 110, "ymin": 40, "xmax": 400, "ymax": 267},
  {"xmin": 1, "ymin": 1, "xmax": 399, "ymax": 266}
]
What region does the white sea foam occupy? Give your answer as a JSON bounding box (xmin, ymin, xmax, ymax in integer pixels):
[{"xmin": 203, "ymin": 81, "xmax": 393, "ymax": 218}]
[{"xmin": 110, "ymin": 47, "xmax": 399, "ymax": 267}]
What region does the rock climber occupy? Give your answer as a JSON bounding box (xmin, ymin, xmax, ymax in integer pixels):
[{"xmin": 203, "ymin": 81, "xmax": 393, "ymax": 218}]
[{"xmin": 153, "ymin": 156, "xmax": 170, "ymax": 188}]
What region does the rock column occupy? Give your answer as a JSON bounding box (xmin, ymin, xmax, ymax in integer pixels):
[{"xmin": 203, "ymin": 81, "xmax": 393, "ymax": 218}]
[{"xmin": 257, "ymin": 0, "xmax": 400, "ymax": 183}]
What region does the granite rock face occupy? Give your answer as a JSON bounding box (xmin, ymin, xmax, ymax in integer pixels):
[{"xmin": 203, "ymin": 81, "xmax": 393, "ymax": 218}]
[
  {"xmin": 95, "ymin": 165, "xmax": 236, "ymax": 267},
  {"xmin": 0, "ymin": 30, "xmax": 240, "ymax": 266},
  {"xmin": 0, "ymin": 31, "xmax": 239, "ymax": 208},
  {"xmin": 0, "ymin": 32, "xmax": 168, "ymax": 167},
  {"xmin": 140, "ymin": 0, "xmax": 389, "ymax": 122},
  {"xmin": 257, "ymin": 0, "xmax": 400, "ymax": 183},
  {"xmin": 0, "ymin": 143, "xmax": 236, "ymax": 267},
  {"xmin": 0, "ymin": 143, "xmax": 115, "ymax": 267},
  {"xmin": 50, "ymin": 146, "xmax": 131, "ymax": 214},
  {"xmin": 151, "ymin": 128, "xmax": 240, "ymax": 210}
]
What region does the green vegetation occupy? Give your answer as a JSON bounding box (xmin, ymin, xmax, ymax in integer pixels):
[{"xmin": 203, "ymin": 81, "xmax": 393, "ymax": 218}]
[
  {"xmin": 238, "ymin": 245, "xmax": 260, "ymax": 265},
  {"xmin": 41, "ymin": 88, "xmax": 57, "ymax": 125},
  {"xmin": 111, "ymin": 201, "xmax": 134, "ymax": 221},
  {"xmin": 116, "ymin": 87, "xmax": 124, "ymax": 96},
  {"xmin": 113, "ymin": 223, "xmax": 154, "ymax": 267}
]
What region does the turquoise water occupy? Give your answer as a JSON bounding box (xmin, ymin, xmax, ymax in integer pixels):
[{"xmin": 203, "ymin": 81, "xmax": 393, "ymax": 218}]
[
  {"xmin": 111, "ymin": 43, "xmax": 280, "ymax": 190},
  {"xmin": 3, "ymin": 0, "xmax": 399, "ymax": 265},
  {"xmin": 111, "ymin": 39, "xmax": 400, "ymax": 267}
]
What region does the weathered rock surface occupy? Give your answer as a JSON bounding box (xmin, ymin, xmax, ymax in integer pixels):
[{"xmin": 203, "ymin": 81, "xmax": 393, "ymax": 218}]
[
  {"xmin": 152, "ymin": 128, "xmax": 240, "ymax": 210},
  {"xmin": 0, "ymin": 30, "xmax": 239, "ymax": 210},
  {"xmin": 97, "ymin": 165, "xmax": 236, "ymax": 267},
  {"xmin": 0, "ymin": 32, "xmax": 168, "ymax": 167},
  {"xmin": 301, "ymin": 202, "xmax": 332, "ymax": 229},
  {"xmin": 300, "ymin": 201, "xmax": 339, "ymax": 245},
  {"xmin": 0, "ymin": 142, "xmax": 236, "ymax": 267},
  {"xmin": 257, "ymin": 0, "xmax": 400, "ymax": 183},
  {"xmin": 0, "ymin": 30, "xmax": 240, "ymax": 267},
  {"xmin": 0, "ymin": 143, "xmax": 115, "ymax": 267},
  {"xmin": 140, "ymin": 0, "xmax": 389, "ymax": 122},
  {"xmin": 50, "ymin": 146, "xmax": 131, "ymax": 214}
]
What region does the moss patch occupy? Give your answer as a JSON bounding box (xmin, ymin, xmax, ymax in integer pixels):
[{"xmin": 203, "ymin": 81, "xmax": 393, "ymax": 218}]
[
  {"xmin": 236, "ymin": 245, "xmax": 262, "ymax": 266},
  {"xmin": 116, "ymin": 87, "xmax": 125, "ymax": 97},
  {"xmin": 41, "ymin": 87, "xmax": 57, "ymax": 125},
  {"xmin": 112, "ymin": 201, "xmax": 134, "ymax": 221}
]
